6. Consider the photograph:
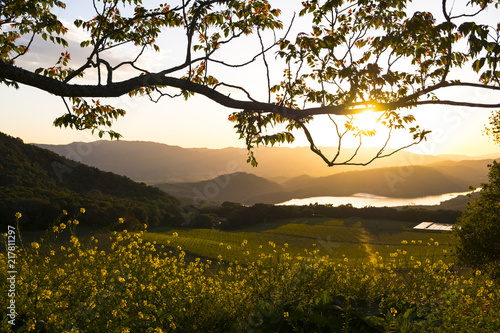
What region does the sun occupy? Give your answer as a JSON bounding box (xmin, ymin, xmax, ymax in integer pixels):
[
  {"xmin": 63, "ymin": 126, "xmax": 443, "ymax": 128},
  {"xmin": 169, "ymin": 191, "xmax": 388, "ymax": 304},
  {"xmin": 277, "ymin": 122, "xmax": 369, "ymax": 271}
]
[
  {"xmin": 290, "ymin": 110, "xmax": 414, "ymax": 149},
  {"xmin": 352, "ymin": 111, "xmax": 383, "ymax": 132}
]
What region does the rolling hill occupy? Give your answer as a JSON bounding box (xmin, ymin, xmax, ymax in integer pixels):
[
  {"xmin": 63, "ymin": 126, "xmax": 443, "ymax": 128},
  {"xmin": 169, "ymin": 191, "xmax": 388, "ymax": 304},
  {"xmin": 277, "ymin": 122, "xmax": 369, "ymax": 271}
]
[
  {"xmin": 282, "ymin": 166, "xmax": 473, "ymax": 198},
  {"xmin": 427, "ymin": 159, "xmax": 491, "ymax": 185},
  {"xmin": 155, "ymin": 172, "xmax": 293, "ymax": 205},
  {"xmin": 0, "ymin": 132, "xmax": 182, "ymax": 230}
]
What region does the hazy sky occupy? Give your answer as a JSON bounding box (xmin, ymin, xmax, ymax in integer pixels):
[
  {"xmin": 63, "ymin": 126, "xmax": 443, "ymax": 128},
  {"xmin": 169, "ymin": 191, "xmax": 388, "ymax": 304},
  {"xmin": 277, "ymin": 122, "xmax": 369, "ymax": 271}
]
[{"xmin": 1, "ymin": 0, "xmax": 500, "ymax": 158}]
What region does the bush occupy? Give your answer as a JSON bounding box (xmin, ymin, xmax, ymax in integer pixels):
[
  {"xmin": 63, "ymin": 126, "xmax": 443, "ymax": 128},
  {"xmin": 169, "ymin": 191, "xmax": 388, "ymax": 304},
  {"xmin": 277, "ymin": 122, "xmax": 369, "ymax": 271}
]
[
  {"xmin": 455, "ymin": 161, "xmax": 500, "ymax": 279},
  {"xmin": 190, "ymin": 213, "xmax": 219, "ymax": 229}
]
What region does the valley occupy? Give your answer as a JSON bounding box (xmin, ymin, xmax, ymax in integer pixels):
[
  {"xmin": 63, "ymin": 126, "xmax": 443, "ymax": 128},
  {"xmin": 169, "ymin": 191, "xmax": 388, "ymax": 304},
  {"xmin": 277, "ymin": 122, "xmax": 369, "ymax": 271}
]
[
  {"xmin": 34, "ymin": 139, "xmax": 495, "ymax": 209},
  {"xmin": 3, "ymin": 131, "xmax": 496, "ymax": 235}
]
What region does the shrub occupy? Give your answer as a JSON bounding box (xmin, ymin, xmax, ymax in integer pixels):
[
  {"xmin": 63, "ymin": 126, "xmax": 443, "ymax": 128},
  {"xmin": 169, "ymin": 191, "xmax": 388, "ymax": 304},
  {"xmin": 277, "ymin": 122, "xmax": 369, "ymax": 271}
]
[{"xmin": 455, "ymin": 161, "xmax": 500, "ymax": 279}]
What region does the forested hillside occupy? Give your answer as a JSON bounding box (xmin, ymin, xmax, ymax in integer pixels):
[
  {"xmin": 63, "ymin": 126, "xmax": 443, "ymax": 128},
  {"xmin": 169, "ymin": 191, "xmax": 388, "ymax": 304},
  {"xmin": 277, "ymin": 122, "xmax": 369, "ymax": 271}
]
[{"xmin": 0, "ymin": 132, "xmax": 182, "ymax": 230}]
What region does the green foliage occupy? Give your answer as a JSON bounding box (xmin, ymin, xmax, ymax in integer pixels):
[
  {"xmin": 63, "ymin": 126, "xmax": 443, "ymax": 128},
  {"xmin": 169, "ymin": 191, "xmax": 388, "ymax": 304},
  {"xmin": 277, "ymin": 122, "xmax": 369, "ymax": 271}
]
[
  {"xmin": 484, "ymin": 110, "xmax": 500, "ymax": 145},
  {"xmin": 455, "ymin": 161, "xmax": 500, "ymax": 279},
  {"xmin": 189, "ymin": 213, "xmax": 219, "ymax": 229},
  {"xmin": 53, "ymin": 97, "xmax": 126, "ymax": 140},
  {"xmin": 0, "ymin": 0, "xmax": 67, "ymax": 63},
  {"xmin": 229, "ymin": 111, "xmax": 295, "ymax": 167},
  {"xmin": 0, "ymin": 0, "xmax": 67, "ymax": 89}
]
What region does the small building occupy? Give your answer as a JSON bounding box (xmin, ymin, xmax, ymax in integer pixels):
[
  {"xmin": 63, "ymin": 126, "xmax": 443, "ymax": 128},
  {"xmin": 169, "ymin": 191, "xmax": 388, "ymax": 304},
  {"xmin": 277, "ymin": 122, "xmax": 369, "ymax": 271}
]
[{"xmin": 413, "ymin": 222, "xmax": 455, "ymax": 231}]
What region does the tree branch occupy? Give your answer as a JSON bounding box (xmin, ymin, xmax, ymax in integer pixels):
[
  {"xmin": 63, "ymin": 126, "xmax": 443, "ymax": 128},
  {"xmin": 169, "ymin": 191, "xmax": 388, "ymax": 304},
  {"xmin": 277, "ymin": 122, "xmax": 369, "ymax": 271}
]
[{"xmin": 2, "ymin": 60, "xmax": 500, "ymax": 119}]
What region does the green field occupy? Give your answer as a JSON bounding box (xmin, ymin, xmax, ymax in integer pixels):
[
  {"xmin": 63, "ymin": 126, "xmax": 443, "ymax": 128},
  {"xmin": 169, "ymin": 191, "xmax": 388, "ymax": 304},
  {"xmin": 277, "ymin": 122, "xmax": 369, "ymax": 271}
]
[{"xmin": 145, "ymin": 217, "xmax": 455, "ymax": 266}]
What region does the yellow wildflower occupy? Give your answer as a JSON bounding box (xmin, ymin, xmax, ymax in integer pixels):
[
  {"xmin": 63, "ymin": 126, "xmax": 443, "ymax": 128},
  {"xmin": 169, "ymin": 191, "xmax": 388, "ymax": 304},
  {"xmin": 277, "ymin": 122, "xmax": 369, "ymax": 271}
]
[
  {"xmin": 15, "ymin": 212, "xmax": 22, "ymax": 219},
  {"xmin": 31, "ymin": 242, "xmax": 40, "ymax": 249},
  {"xmin": 80, "ymin": 208, "xmax": 86, "ymax": 214}
]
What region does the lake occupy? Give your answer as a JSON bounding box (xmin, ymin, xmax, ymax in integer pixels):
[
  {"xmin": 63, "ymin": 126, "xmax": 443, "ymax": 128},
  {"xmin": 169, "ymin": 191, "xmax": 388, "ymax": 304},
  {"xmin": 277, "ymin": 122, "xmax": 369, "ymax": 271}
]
[{"xmin": 277, "ymin": 191, "xmax": 472, "ymax": 208}]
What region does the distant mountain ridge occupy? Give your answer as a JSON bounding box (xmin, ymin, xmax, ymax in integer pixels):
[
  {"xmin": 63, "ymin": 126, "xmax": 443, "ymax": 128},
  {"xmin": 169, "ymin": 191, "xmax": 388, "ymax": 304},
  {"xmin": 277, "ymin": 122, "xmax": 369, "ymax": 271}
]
[{"xmin": 34, "ymin": 140, "xmax": 495, "ymax": 184}]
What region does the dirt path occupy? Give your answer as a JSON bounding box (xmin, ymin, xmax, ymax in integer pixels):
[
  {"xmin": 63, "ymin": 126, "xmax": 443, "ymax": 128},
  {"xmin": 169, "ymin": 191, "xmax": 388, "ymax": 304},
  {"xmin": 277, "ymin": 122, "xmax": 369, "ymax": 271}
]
[{"xmin": 359, "ymin": 228, "xmax": 378, "ymax": 264}]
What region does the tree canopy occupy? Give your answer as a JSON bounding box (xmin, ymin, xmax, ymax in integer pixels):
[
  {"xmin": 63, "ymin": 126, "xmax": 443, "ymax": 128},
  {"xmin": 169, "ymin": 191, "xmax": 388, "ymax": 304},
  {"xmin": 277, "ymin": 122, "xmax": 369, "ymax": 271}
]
[
  {"xmin": 455, "ymin": 161, "xmax": 500, "ymax": 279},
  {"xmin": 1, "ymin": 0, "xmax": 500, "ymax": 166}
]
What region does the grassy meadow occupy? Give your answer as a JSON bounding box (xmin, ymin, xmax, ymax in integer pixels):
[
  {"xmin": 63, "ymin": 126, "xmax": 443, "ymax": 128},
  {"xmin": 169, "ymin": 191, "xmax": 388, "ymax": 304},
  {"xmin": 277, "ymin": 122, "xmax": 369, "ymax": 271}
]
[
  {"xmin": 144, "ymin": 217, "xmax": 455, "ymax": 266},
  {"xmin": 1, "ymin": 213, "xmax": 499, "ymax": 332}
]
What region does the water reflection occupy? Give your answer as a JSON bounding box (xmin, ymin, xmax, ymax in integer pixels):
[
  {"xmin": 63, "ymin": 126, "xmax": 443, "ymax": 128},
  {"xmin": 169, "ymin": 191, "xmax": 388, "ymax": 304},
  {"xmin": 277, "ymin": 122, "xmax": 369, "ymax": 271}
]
[{"xmin": 278, "ymin": 191, "xmax": 472, "ymax": 208}]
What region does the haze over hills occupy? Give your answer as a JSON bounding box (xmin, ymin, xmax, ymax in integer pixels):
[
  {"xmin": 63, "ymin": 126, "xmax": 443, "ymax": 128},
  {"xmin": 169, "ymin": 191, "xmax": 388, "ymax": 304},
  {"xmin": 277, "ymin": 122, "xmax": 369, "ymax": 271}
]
[
  {"xmin": 34, "ymin": 140, "xmax": 498, "ymax": 184},
  {"xmin": 426, "ymin": 159, "xmax": 491, "ymax": 185}
]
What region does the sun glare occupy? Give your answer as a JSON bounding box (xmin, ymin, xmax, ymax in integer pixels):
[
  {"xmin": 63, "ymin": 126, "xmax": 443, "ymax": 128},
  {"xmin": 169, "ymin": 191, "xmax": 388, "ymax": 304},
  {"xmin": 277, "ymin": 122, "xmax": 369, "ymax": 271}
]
[{"xmin": 353, "ymin": 111, "xmax": 382, "ymax": 131}]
